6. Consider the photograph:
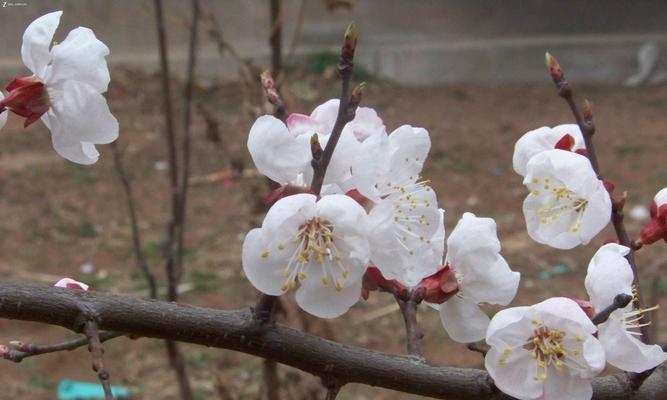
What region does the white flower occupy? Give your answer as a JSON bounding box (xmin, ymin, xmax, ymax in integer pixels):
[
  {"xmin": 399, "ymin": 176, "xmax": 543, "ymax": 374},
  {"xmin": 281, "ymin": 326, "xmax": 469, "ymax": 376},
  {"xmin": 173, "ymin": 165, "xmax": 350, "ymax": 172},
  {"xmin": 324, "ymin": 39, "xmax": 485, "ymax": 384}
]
[
  {"xmin": 640, "ymin": 187, "xmax": 667, "ymax": 244},
  {"xmin": 523, "ymin": 149, "xmax": 611, "ymax": 249},
  {"xmin": 485, "ymin": 297, "xmax": 605, "ymax": 400},
  {"xmin": 242, "ymin": 193, "xmax": 370, "ymax": 318},
  {"xmin": 353, "ymin": 125, "xmax": 442, "ymax": 286},
  {"xmin": 247, "ymin": 99, "xmax": 384, "ymax": 188},
  {"xmin": 513, "ymin": 124, "xmax": 585, "ymax": 176},
  {"xmin": 0, "ymin": 92, "xmax": 7, "ymax": 129},
  {"xmin": 436, "ymin": 213, "xmax": 519, "ymax": 343},
  {"xmin": 584, "ymin": 243, "xmax": 667, "ymax": 372},
  {"xmin": 54, "ymin": 277, "xmax": 89, "ymax": 290},
  {"xmin": 0, "ymin": 11, "xmax": 118, "ymax": 164}
]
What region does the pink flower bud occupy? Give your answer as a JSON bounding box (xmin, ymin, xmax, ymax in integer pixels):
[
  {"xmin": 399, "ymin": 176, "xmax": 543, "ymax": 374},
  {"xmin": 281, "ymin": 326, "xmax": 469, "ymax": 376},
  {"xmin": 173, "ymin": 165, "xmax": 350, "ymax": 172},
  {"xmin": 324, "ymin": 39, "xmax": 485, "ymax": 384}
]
[
  {"xmin": 0, "ymin": 76, "xmax": 50, "ymax": 127},
  {"xmin": 54, "ymin": 278, "xmax": 89, "ymax": 291}
]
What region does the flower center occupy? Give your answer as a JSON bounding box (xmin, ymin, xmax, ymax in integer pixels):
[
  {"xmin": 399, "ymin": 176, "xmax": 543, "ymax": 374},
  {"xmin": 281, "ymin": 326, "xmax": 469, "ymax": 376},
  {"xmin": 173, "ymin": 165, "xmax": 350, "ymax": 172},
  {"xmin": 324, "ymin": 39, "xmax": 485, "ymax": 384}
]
[
  {"xmin": 382, "ymin": 180, "xmax": 434, "ymax": 255},
  {"xmin": 275, "ymin": 217, "xmax": 348, "ymax": 292},
  {"xmin": 497, "ymin": 320, "xmax": 587, "ymax": 382},
  {"xmin": 529, "ymin": 177, "xmax": 588, "ymax": 232}
]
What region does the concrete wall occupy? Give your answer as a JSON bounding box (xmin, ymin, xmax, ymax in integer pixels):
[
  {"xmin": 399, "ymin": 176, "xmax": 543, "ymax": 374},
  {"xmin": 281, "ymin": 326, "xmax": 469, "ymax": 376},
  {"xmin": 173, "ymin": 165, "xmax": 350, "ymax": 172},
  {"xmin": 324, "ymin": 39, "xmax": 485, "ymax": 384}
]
[{"xmin": 0, "ymin": 0, "xmax": 666, "ymax": 83}]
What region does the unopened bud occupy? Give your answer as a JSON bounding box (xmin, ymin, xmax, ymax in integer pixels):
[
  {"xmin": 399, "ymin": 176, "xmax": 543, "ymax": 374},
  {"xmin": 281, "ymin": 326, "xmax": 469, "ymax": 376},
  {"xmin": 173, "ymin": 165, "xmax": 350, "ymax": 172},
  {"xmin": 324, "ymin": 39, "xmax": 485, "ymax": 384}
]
[
  {"xmin": 545, "ymin": 51, "xmax": 564, "ymax": 82},
  {"xmin": 310, "ymin": 133, "xmax": 323, "ymax": 161},
  {"xmin": 260, "ymin": 70, "xmax": 274, "ymax": 89},
  {"xmin": 350, "ymin": 82, "xmax": 366, "ymax": 108},
  {"xmin": 583, "ymin": 99, "xmax": 593, "ymax": 119},
  {"xmin": 341, "ymin": 22, "xmax": 357, "ymax": 61},
  {"xmin": 0, "ymin": 345, "xmax": 9, "ymax": 356},
  {"xmin": 9, "ymin": 341, "xmax": 26, "ymax": 351}
]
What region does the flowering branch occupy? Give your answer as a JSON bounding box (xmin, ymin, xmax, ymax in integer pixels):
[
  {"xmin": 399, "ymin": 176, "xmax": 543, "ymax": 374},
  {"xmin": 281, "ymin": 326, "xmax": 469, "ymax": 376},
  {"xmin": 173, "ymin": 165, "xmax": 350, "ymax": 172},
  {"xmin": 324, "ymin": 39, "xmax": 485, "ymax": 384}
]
[
  {"xmin": 83, "ymin": 321, "xmax": 115, "ymax": 400},
  {"xmin": 395, "ymin": 290, "xmax": 425, "ymax": 359},
  {"xmin": 310, "ymin": 23, "xmax": 360, "ymax": 194},
  {"xmin": 546, "ymin": 52, "xmax": 649, "ymax": 342},
  {"xmin": 3, "ymin": 283, "xmax": 666, "ymax": 399},
  {"xmin": 1, "ymin": 331, "xmax": 122, "ymax": 363},
  {"xmin": 591, "ymin": 293, "xmax": 633, "ymax": 325}
]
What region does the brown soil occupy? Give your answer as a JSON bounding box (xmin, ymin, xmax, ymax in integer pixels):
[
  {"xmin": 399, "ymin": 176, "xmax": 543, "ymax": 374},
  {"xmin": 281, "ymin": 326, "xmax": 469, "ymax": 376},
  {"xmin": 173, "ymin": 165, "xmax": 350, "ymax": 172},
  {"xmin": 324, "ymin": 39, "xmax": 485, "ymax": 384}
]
[{"xmin": 0, "ymin": 67, "xmax": 666, "ymax": 400}]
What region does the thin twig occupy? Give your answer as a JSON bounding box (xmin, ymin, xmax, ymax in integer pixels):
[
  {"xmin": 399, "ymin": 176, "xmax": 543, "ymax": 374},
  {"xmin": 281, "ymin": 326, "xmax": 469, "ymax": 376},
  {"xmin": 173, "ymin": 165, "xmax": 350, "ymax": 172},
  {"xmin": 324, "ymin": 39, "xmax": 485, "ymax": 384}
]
[
  {"xmin": 254, "ymin": 294, "xmax": 279, "ymax": 324},
  {"xmin": 153, "ymin": 0, "xmax": 181, "ymax": 303},
  {"xmin": 1, "ymin": 331, "xmax": 123, "ymax": 363},
  {"xmin": 395, "ymin": 290, "xmax": 425, "ymax": 359},
  {"xmin": 111, "ymin": 142, "xmax": 158, "ymax": 299},
  {"xmin": 154, "ymin": 1, "xmax": 194, "ymax": 398},
  {"xmin": 310, "ymin": 23, "xmax": 359, "ymax": 195},
  {"xmin": 546, "ymin": 53, "xmax": 649, "ymax": 343},
  {"xmin": 262, "ymin": 358, "xmax": 280, "ymax": 400},
  {"xmin": 282, "ymin": 0, "xmax": 307, "ymax": 79},
  {"xmin": 591, "ymin": 294, "xmax": 633, "ymax": 325},
  {"xmin": 175, "ymin": 0, "xmax": 200, "ymax": 286},
  {"xmin": 83, "ymin": 321, "xmax": 115, "ymax": 400},
  {"xmin": 261, "ymin": 70, "xmax": 287, "ymax": 122},
  {"xmin": 466, "ymin": 342, "xmax": 489, "ymax": 357}
]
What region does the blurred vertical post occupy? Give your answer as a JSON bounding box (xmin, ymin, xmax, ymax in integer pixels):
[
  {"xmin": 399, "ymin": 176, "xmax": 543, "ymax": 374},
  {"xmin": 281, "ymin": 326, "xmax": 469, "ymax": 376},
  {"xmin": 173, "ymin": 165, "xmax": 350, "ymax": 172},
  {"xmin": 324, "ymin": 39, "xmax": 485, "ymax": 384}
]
[{"xmin": 269, "ymin": 0, "xmax": 282, "ymax": 78}]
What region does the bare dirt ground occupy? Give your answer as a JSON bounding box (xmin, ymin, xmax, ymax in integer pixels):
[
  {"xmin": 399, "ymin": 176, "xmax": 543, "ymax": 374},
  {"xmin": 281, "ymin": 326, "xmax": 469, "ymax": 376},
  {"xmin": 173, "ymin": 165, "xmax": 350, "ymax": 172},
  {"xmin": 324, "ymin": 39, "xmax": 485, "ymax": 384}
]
[{"xmin": 0, "ymin": 67, "xmax": 666, "ymax": 399}]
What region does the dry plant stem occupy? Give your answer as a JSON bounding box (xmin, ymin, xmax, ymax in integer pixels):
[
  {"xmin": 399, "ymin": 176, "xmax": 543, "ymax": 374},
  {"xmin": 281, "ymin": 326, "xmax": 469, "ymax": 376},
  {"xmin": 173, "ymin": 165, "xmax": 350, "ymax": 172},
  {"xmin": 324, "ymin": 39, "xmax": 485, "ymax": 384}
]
[
  {"xmin": 175, "ymin": 0, "xmax": 200, "ymax": 285},
  {"xmin": 591, "ymin": 293, "xmax": 633, "ymax": 325},
  {"xmin": 2, "ymin": 331, "xmax": 122, "ymax": 363},
  {"xmin": 3, "ymin": 284, "xmax": 667, "ymax": 400},
  {"xmin": 548, "ymin": 56, "xmax": 649, "ymax": 342},
  {"xmin": 153, "ymin": 0, "xmax": 181, "ymax": 303},
  {"xmin": 269, "ymin": 0, "xmax": 282, "ymax": 78},
  {"xmin": 395, "ymin": 291, "xmax": 425, "ymax": 359},
  {"xmin": 153, "ymin": 2, "xmax": 194, "ymax": 399},
  {"xmin": 111, "ymin": 142, "xmax": 158, "ymax": 299},
  {"xmin": 83, "ymin": 321, "xmax": 115, "ymax": 400},
  {"xmin": 283, "ymin": 0, "xmax": 307, "ymax": 76}
]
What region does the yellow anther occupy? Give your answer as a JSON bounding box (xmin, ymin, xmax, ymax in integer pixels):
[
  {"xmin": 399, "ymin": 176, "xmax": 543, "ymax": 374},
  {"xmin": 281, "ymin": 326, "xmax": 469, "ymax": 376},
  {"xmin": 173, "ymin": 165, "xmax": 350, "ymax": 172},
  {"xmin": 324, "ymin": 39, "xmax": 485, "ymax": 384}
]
[
  {"xmin": 261, "ymin": 250, "xmax": 269, "ymax": 258},
  {"xmin": 335, "ymin": 282, "xmax": 343, "ymax": 292},
  {"xmin": 321, "ymin": 277, "xmax": 330, "ymax": 285},
  {"xmin": 297, "ymin": 272, "xmax": 306, "ymax": 281}
]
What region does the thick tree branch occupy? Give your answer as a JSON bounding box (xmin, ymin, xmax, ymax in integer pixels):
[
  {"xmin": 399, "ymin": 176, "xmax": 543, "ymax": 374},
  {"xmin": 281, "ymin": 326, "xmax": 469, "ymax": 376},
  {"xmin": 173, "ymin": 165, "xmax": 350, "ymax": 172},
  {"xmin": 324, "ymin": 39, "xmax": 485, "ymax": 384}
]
[{"xmin": 1, "ymin": 283, "xmax": 666, "ymax": 400}]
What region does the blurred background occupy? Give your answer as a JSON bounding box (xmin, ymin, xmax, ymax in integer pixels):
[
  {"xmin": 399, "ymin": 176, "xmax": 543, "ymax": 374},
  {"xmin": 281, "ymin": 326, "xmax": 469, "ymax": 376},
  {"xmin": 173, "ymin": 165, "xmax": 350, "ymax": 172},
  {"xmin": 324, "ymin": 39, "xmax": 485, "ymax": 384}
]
[{"xmin": 0, "ymin": 1, "xmax": 666, "ymax": 399}]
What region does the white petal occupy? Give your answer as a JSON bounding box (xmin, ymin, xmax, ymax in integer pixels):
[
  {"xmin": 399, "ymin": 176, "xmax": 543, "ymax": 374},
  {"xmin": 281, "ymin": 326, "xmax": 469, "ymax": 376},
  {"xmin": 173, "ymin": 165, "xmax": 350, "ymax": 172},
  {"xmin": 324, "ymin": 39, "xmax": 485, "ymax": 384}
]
[
  {"xmin": 584, "ymin": 243, "xmax": 633, "ymax": 311},
  {"xmin": 532, "ymin": 297, "xmax": 597, "ymax": 334},
  {"xmin": 261, "ymin": 193, "xmax": 316, "ymax": 233},
  {"xmin": 21, "ymin": 11, "xmax": 62, "ymax": 77},
  {"xmin": 345, "ymin": 105, "xmax": 385, "ymax": 142},
  {"xmin": 385, "ymin": 125, "xmax": 430, "ymax": 186},
  {"xmin": 350, "ymin": 130, "xmax": 390, "ymax": 201},
  {"xmin": 44, "ymin": 112, "xmax": 100, "ymax": 164},
  {"xmin": 655, "ymin": 187, "xmax": 667, "ymax": 207},
  {"xmin": 248, "ymin": 115, "xmax": 311, "ymax": 185},
  {"xmin": 321, "ymin": 127, "xmax": 358, "ymax": 185},
  {"xmin": 446, "ymin": 213, "xmax": 520, "ymax": 305},
  {"xmin": 309, "ymin": 99, "xmax": 339, "ymax": 134},
  {"xmin": 440, "ymin": 296, "xmax": 490, "ymax": 343},
  {"xmin": 580, "ymin": 336, "xmax": 606, "ymax": 376},
  {"xmin": 0, "ymin": 92, "xmax": 8, "ymax": 129},
  {"xmin": 54, "ymin": 277, "xmax": 89, "ymax": 290},
  {"xmin": 45, "ymin": 27, "xmax": 110, "ymax": 93},
  {"xmin": 316, "ymin": 194, "xmax": 368, "ymax": 234},
  {"xmin": 513, "ymin": 124, "xmax": 583, "ymax": 176},
  {"xmin": 430, "ymin": 209, "xmax": 446, "ymax": 266},
  {"xmin": 48, "ymin": 80, "xmax": 118, "ymax": 144},
  {"xmin": 486, "ymin": 306, "xmax": 530, "ymax": 346},
  {"xmin": 295, "ymin": 263, "xmax": 363, "ymax": 318},
  {"xmin": 598, "ymin": 318, "xmax": 667, "ymax": 372},
  {"xmin": 542, "ymin": 370, "xmax": 593, "ymax": 400},
  {"xmin": 286, "ymin": 112, "xmax": 328, "ymax": 138},
  {"xmin": 485, "ymin": 347, "xmax": 543, "ymax": 400},
  {"xmin": 241, "ymin": 228, "xmax": 291, "ymax": 296}
]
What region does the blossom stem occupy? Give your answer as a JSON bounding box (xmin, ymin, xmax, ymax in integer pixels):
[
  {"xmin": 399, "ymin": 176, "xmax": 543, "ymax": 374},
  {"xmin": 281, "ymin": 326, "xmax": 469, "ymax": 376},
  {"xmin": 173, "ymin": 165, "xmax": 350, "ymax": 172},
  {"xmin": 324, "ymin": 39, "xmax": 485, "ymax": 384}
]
[
  {"xmin": 1, "ymin": 331, "xmax": 122, "ymax": 363},
  {"xmin": 310, "ymin": 23, "xmax": 359, "ymax": 195},
  {"xmin": 547, "ymin": 52, "xmax": 649, "ymax": 343},
  {"xmin": 83, "ymin": 321, "xmax": 115, "ymax": 400},
  {"xmin": 591, "ymin": 293, "xmax": 633, "ymax": 325},
  {"xmin": 395, "ymin": 290, "xmax": 425, "ymax": 359}
]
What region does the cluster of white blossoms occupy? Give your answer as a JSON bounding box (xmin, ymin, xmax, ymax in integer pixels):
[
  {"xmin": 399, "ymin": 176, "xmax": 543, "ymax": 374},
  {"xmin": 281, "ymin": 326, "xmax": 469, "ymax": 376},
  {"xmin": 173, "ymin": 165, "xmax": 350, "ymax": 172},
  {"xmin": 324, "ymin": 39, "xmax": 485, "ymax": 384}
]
[
  {"xmin": 486, "ymin": 244, "xmax": 667, "ymax": 400},
  {"xmin": 513, "ymin": 125, "xmax": 611, "ymax": 249},
  {"xmin": 243, "ymin": 100, "xmax": 521, "ymax": 323},
  {"xmin": 0, "ymin": 11, "xmax": 117, "ymax": 164}
]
